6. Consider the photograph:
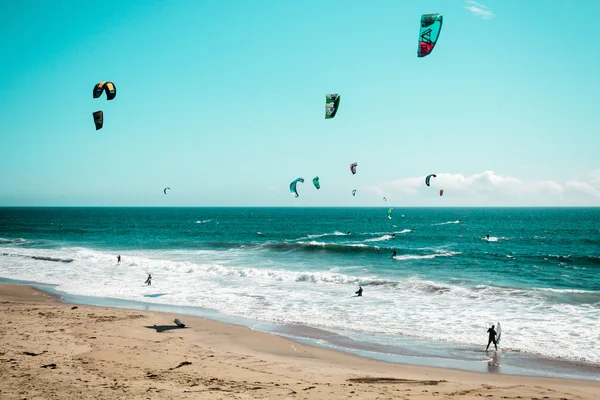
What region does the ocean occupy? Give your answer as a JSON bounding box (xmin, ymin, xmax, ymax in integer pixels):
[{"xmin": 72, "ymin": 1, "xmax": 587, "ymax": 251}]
[{"xmin": 1, "ymin": 207, "xmax": 599, "ymax": 379}]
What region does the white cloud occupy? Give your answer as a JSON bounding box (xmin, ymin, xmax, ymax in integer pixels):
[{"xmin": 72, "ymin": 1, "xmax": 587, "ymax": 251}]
[
  {"xmin": 364, "ymin": 170, "xmax": 600, "ymax": 206},
  {"xmin": 465, "ymin": 0, "xmax": 495, "ymax": 20},
  {"xmin": 566, "ymin": 181, "xmax": 600, "ymax": 199}
]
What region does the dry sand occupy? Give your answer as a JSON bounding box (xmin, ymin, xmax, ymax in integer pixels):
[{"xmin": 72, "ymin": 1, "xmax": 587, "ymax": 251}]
[{"xmin": 0, "ymin": 283, "xmax": 598, "ymax": 399}]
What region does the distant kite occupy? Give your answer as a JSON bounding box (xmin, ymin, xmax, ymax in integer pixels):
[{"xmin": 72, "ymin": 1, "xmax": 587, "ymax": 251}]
[
  {"xmin": 325, "ymin": 94, "xmax": 340, "ymax": 119},
  {"xmin": 425, "ymin": 174, "xmax": 437, "ymax": 187},
  {"xmin": 92, "ymin": 111, "xmax": 103, "ymax": 130},
  {"xmin": 350, "ymin": 162, "xmax": 358, "ymax": 175},
  {"xmin": 93, "ymin": 82, "xmax": 117, "ymax": 100},
  {"xmin": 164, "ymin": 187, "xmax": 171, "ymax": 195},
  {"xmin": 290, "ymin": 178, "xmax": 305, "ymax": 198},
  {"xmin": 417, "ymin": 14, "xmax": 443, "ymax": 58},
  {"xmin": 440, "ymin": 189, "xmax": 444, "ymax": 197},
  {"xmin": 352, "ymin": 189, "xmax": 357, "ymax": 196},
  {"xmin": 312, "ymin": 176, "xmax": 320, "ymax": 190}
]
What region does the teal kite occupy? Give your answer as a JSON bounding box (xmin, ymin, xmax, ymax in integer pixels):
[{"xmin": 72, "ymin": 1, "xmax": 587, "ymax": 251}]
[
  {"xmin": 313, "ymin": 176, "xmax": 320, "ymax": 190},
  {"xmin": 290, "ymin": 178, "xmax": 305, "ymax": 198},
  {"xmin": 425, "ymin": 174, "xmax": 437, "ymax": 186},
  {"xmin": 418, "ymin": 14, "xmax": 443, "ymax": 58}
]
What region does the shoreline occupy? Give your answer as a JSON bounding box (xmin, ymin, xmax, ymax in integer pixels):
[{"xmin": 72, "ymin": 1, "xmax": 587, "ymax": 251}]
[
  {"xmin": 3, "ymin": 278, "xmax": 600, "ymax": 383},
  {"xmin": 1, "ymin": 284, "xmax": 599, "ymax": 399}
]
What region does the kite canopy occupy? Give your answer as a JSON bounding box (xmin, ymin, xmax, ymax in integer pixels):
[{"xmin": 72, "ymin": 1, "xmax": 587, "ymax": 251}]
[
  {"xmin": 440, "ymin": 189, "xmax": 444, "ymax": 196},
  {"xmin": 93, "ymin": 82, "xmax": 117, "ymax": 100},
  {"xmin": 164, "ymin": 187, "xmax": 171, "ymax": 195},
  {"xmin": 417, "ymin": 14, "xmax": 443, "ymax": 58},
  {"xmin": 290, "ymin": 178, "xmax": 305, "ymax": 198},
  {"xmin": 312, "ymin": 176, "xmax": 320, "ymax": 190},
  {"xmin": 350, "ymin": 162, "xmax": 358, "ymax": 175},
  {"xmin": 383, "ymin": 197, "xmax": 387, "ymax": 202},
  {"xmin": 92, "ymin": 111, "xmax": 103, "ymax": 130},
  {"xmin": 352, "ymin": 189, "xmax": 357, "ymax": 196},
  {"xmin": 425, "ymin": 174, "xmax": 437, "ymax": 186},
  {"xmin": 387, "ymin": 208, "xmax": 393, "ymax": 219},
  {"xmin": 325, "ymin": 94, "xmax": 340, "ymax": 119}
]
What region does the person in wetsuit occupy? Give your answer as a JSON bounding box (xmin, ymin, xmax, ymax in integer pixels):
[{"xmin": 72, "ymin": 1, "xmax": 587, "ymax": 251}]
[
  {"xmin": 486, "ymin": 324, "xmax": 498, "ymax": 351},
  {"xmin": 145, "ymin": 274, "xmax": 152, "ymax": 286},
  {"xmin": 355, "ymin": 286, "xmax": 363, "ymax": 297},
  {"xmin": 392, "ymin": 249, "xmax": 397, "ymax": 258},
  {"xmin": 486, "ymin": 234, "xmax": 490, "ymax": 240},
  {"xmin": 117, "ymin": 255, "xmax": 121, "ymax": 263}
]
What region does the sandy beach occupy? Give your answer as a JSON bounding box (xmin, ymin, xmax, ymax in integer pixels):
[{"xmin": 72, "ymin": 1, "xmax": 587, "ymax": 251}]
[{"xmin": 0, "ymin": 284, "xmax": 598, "ymax": 400}]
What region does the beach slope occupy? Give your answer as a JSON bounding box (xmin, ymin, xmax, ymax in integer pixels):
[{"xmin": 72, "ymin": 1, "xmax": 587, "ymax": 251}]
[{"xmin": 0, "ymin": 284, "xmax": 598, "ymax": 399}]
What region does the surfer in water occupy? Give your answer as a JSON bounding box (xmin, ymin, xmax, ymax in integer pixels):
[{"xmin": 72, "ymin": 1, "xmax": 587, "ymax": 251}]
[
  {"xmin": 392, "ymin": 249, "xmax": 397, "ymax": 258},
  {"xmin": 391, "ymin": 233, "xmax": 396, "ymax": 239},
  {"xmin": 145, "ymin": 274, "xmax": 152, "ymax": 286},
  {"xmin": 355, "ymin": 286, "xmax": 363, "ymax": 297},
  {"xmin": 486, "ymin": 324, "xmax": 498, "ymax": 351},
  {"xmin": 486, "ymin": 234, "xmax": 490, "ymax": 240}
]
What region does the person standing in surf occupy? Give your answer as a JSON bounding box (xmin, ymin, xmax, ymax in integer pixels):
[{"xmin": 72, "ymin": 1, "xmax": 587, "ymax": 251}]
[
  {"xmin": 486, "ymin": 324, "xmax": 498, "ymax": 351},
  {"xmin": 145, "ymin": 274, "xmax": 152, "ymax": 286},
  {"xmin": 355, "ymin": 286, "xmax": 363, "ymax": 297}
]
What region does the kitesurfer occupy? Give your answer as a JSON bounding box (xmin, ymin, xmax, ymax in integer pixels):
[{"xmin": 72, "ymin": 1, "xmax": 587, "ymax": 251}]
[
  {"xmin": 145, "ymin": 274, "xmax": 152, "ymax": 286},
  {"xmin": 347, "ymin": 231, "xmax": 351, "ymax": 235},
  {"xmin": 392, "ymin": 249, "xmax": 397, "ymax": 258},
  {"xmin": 391, "ymin": 233, "xmax": 396, "ymax": 239},
  {"xmin": 117, "ymin": 255, "xmax": 121, "ymax": 263},
  {"xmin": 486, "ymin": 324, "xmax": 498, "ymax": 351},
  {"xmin": 355, "ymin": 286, "xmax": 363, "ymax": 297},
  {"xmin": 486, "ymin": 234, "xmax": 490, "ymax": 240}
]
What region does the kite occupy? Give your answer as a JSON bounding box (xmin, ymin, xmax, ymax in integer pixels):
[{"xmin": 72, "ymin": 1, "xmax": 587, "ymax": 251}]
[
  {"xmin": 312, "ymin": 176, "xmax": 320, "ymax": 190},
  {"xmin": 352, "ymin": 189, "xmax": 357, "ymax": 196},
  {"xmin": 417, "ymin": 14, "xmax": 443, "ymax": 58},
  {"xmin": 93, "ymin": 82, "xmax": 117, "ymax": 100},
  {"xmin": 440, "ymin": 189, "xmax": 444, "ymax": 196},
  {"xmin": 383, "ymin": 197, "xmax": 387, "ymax": 202},
  {"xmin": 350, "ymin": 162, "xmax": 357, "ymax": 175},
  {"xmin": 164, "ymin": 187, "xmax": 171, "ymax": 195},
  {"xmin": 92, "ymin": 111, "xmax": 103, "ymax": 130},
  {"xmin": 325, "ymin": 94, "xmax": 340, "ymax": 119},
  {"xmin": 290, "ymin": 178, "xmax": 304, "ymax": 198},
  {"xmin": 425, "ymin": 174, "xmax": 437, "ymax": 186}
]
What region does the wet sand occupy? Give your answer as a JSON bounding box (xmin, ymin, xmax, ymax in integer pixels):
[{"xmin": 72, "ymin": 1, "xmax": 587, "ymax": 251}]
[{"xmin": 1, "ymin": 283, "xmax": 598, "ymax": 399}]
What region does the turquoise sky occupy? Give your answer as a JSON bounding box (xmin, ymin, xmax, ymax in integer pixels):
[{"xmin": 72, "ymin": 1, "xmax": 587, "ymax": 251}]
[{"xmin": 1, "ymin": 0, "xmax": 599, "ymax": 206}]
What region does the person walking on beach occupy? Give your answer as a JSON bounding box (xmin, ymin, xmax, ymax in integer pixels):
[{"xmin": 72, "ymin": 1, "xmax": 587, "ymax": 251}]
[
  {"xmin": 486, "ymin": 324, "xmax": 498, "ymax": 351},
  {"xmin": 355, "ymin": 286, "xmax": 363, "ymax": 297},
  {"xmin": 145, "ymin": 274, "xmax": 152, "ymax": 286},
  {"xmin": 117, "ymin": 255, "xmax": 121, "ymax": 263}
]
